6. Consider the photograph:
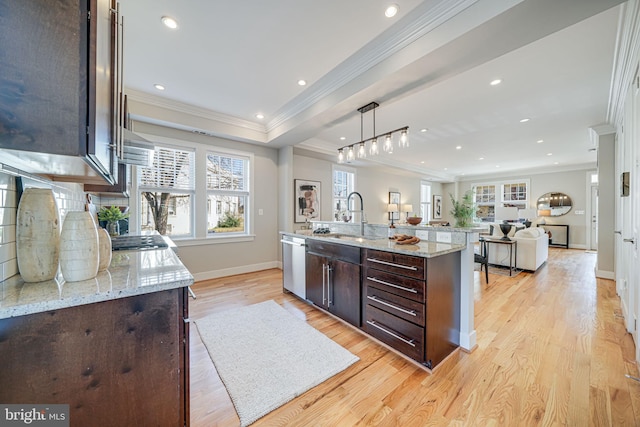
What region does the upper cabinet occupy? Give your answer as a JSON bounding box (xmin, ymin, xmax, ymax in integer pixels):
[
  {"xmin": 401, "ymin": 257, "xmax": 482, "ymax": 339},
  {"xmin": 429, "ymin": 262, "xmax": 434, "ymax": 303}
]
[{"xmin": 0, "ymin": 0, "xmax": 122, "ymax": 185}]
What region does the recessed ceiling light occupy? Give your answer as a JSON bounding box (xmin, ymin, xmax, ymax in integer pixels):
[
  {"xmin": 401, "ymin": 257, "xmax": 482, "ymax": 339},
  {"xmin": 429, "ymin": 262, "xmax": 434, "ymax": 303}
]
[
  {"xmin": 161, "ymin": 16, "xmax": 178, "ymax": 29},
  {"xmin": 385, "ymin": 4, "xmax": 399, "ymax": 17},
  {"xmin": 297, "ymin": 79, "xmax": 307, "ymax": 86},
  {"xmin": 339, "ymin": 137, "xmax": 346, "ymax": 141},
  {"xmin": 479, "ymin": 157, "xmax": 485, "ymax": 160},
  {"xmin": 255, "ymin": 113, "xmax": 264, "ymax": 119},
  {"xmin": 154, "ymin": 84, "xmax": 165, "ymax": 91},
  {"xmin": 520, "ymin": 118, "xmax": 530, "ymax": 123},
  {"xmin": 547, "ymin": 153, "xmax": 553, "ymax": 156},
  {"xmin": 554, "ymin": 162, "xmax": 559, "ymax": 165},
  {"xmin": 444, "ymin": 167, "xmax": 448, "ymax": 171},
  {"xmin": 537, "ymin": 139, "xmax": 544, "ymax": 143},
  {"xmin": 455, "ymin": 146, "xmax": 462, "ymax": 150},
  {"xmin": 496, "ymin": 165, "xmax": 501, "ymax": 168},
  {"xmin": 420, "ymin": 128, "xmax": 428, "ymax": 133},
  {"xmin": 420, "ymin": 161, "xmax": 425, "ymax": 164},
  {"xmin": 490, "ymin": 79, "xmax": 502, "ymax": 86}
]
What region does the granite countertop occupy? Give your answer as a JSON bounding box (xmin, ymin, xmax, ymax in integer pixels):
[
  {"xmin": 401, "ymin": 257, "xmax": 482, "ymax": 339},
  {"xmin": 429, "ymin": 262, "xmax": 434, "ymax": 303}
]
[
  {"xmin": 281, "ymin": 231, "xmax": 465, "ymax": 258},
  {"xmin": 0, "ymin": 247, "xmax": 194, "ymax": 319}
]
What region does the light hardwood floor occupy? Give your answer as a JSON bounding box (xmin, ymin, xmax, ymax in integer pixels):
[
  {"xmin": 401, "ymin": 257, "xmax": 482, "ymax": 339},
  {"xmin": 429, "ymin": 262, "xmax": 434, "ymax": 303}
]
[{"xmin": 189, "ymin": 248, "xmax": 640, "ymax": 426}]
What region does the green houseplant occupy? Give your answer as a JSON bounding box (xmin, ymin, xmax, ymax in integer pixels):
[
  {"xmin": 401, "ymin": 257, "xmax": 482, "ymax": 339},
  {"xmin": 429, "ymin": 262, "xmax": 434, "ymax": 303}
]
[
  {"xmin": 98, "ymin": 206, "xmax": 129, "ymax": 236},
  {"xmin": 449, "ymin": 190, "xmax": 475, "ymax": 227}
]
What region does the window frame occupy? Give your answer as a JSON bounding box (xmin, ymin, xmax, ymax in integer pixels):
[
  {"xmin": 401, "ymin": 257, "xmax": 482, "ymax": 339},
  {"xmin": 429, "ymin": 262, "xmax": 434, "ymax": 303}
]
[
  {"xmin": 332, "ymin": 165, "xmax": 356, "ymax": 222},
  {"xmin": 205, "ymin": 150, "xmax": 251, "ymax": 237},
  {"xmin": 131, "ymin": 134, "xmax": 255, "ymax": 246}
]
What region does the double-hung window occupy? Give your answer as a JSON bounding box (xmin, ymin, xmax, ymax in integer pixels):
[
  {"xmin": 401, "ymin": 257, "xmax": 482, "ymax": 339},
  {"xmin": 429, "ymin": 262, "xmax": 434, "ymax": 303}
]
[
  {"xmin": 333, "ymin": 167, "xmax": 355, "ymax": 221},
  {"xmin": 420, "ymin": 181, "xmax": 431, "ymax": 223},
  {"xmin": 206, "ymin": 152, "xmax": 249, "ymax": 235},
  {"xmin": 139, "ymin": 145, "xmax": 195, "ymax": 237}
]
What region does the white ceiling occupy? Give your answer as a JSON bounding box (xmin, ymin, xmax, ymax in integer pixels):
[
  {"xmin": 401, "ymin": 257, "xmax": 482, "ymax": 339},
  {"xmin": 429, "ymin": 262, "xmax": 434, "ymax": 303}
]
[{"xmin": 121, "ymin": 0, "xmax": 625, "ymax": 182}]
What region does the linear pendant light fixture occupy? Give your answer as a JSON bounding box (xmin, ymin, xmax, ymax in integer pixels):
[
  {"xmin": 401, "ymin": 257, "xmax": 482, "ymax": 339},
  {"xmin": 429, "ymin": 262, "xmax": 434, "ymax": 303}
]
[{"xmin": 337, "ymin": 102, "xmax": 408, "ymax": 163}]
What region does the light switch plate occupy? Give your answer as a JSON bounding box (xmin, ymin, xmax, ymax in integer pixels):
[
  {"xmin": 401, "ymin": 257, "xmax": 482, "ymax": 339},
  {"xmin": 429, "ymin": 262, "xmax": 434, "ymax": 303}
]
[{"xmin": 575, "ymin": 210, "xmax": 584, "ymax": 215}]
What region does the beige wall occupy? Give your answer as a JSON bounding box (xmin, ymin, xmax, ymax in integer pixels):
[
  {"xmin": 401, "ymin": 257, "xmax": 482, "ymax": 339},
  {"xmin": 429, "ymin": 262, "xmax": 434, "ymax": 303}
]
[
  {"xmin": 133, "ymin": 123, "xmax": 280, "ymax": 281},
  {"xmin": 290, "ymin": 153, "xmax": 443, "ymax": 232},
  {"xmin": 449, "ymin": 168, "xmax": 594, "ymax": 248}
]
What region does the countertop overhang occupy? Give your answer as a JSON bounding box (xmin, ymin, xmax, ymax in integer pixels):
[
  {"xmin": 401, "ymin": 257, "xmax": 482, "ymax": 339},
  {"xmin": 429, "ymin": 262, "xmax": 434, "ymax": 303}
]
[
  {"xmin": 281, "ymin": 231, "xmax": 465, "ymax": 258},
  {"xmin": 0, "ymin": 246, "xmax": 194, "ymax": 319}
]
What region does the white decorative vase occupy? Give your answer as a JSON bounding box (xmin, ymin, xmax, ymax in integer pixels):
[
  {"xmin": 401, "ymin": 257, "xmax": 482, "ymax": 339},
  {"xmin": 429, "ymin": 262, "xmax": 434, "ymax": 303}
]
[
  {"xmin": 97, "ymin": 228, "xmax": 112, "ymax": 271},
  {"xmin": 16, "ymin": 188, "xmax": 60, "ymax": 282},
  {"xmin": 60, "ymin": 211, "xmax": 99, "ymax": 282}
]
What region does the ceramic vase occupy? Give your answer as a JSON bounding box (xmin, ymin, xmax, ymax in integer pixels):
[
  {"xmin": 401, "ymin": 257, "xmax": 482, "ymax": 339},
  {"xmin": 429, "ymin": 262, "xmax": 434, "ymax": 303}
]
[
  {"xmin": 60, "ymin": 211, "xmax": 99, "ymax": 282},
  {"xmin": 16, "ymin": 188, "xmax": 60, "ymax": 282},
  {"xmin": 97, "ymin": 228, "xmax": 112, "ymax": 271}
]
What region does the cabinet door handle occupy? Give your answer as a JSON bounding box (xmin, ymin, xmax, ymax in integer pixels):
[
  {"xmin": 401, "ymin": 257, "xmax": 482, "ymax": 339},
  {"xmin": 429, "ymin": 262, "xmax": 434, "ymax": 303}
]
[
  {"xmin": 322, "ymin": 264, "xmax": 326, "ymax": 305},
  {"xmin": 624, "ymin": 238, "xmax": 635, "ymax": 244},
  {"xmin": 366, "ymin": 258, "xmax": 418, "ymax": 271},
  {"xmin": 367, "ymin": 276, "xmax": 418, "ymax": 294},
  {"xmin": 367, "ymin": 295, "xmax": 417, "ymax": 316},
  {"xmin": 366, "ymin": 320, "xmax": 416, "ymax": 347},
  {"xmin": 327, "ymin": 265, "xmax": 333, "ymax": 306}
]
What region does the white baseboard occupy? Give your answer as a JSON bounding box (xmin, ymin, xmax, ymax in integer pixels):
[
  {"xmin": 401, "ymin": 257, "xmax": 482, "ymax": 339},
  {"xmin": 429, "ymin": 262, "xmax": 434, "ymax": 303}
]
[
  {"xmin": 459, "ymin": 330, "xmax": 477, "ymax": 352},
  {"xmin": 192, "ymin": 261, "xmax": 280, "ymax": 282},
  {"xmin": 595, "ymin": 269, "xmax": 615, "ymax": 280}
]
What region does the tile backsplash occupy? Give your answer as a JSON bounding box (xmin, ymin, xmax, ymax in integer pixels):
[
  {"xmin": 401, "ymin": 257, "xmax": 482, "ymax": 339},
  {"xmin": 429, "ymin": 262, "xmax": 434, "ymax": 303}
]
[{"xmin": 0, "ymin": 172, "xmax": 89, "ymax": 282}]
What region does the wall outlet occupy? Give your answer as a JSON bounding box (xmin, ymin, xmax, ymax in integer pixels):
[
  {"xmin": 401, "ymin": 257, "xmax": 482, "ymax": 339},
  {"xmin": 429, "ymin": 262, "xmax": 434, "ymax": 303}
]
[
  {"xmin": 436, "ymin": 232, "xmax": 452, "ymax": 243},
  {"xmin": 258, "ymin": 209, "xmax": 264, "ymax": 215}
]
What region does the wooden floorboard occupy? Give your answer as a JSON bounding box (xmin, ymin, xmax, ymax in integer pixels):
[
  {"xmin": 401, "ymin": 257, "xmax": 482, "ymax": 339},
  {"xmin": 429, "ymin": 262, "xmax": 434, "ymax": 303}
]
[{"xmin": 188, "ymin": 248, "xmax": 640, "ymax": 426}]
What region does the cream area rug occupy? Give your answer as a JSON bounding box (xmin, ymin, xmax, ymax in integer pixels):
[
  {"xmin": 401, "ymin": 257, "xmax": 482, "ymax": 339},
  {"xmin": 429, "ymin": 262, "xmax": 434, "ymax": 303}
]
[{"xmin": 195, "ymin": 300, "xmax": 359, "ymax": 427}]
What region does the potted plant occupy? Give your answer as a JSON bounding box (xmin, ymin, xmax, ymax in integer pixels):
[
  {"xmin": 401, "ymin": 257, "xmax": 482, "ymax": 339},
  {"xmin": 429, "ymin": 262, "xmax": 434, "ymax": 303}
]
[
  {"xmin": 98, "ymin": 206, "xmax": 129, "ymax": 236},
  {"xmin": 449, "ymin": 190, "xmax": 475, "ymax": 227}
]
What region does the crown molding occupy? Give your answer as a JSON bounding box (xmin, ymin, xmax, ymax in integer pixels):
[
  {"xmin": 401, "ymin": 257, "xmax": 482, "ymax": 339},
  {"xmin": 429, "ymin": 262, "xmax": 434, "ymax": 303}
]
[
  {"xmin": 608, "ymin": 0, "xmax": 640, "ymax": 127},
  {"xmin": 265, "ymin": 0, "xmax": 478, "ymax": 133},
  {"xmin": 456, "ymin": 162, "xmax": 597, "ymax": 182},
  {"xmin": 125, "ymin": 88, "xmax": 266, "ymax": 135}
]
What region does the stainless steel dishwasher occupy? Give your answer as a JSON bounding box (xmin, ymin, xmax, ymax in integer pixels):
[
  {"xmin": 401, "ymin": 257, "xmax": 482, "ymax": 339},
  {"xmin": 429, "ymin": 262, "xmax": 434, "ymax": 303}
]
[{"xmin": 281, "ymin": 234, "xmax": 306, "ymax": 299}]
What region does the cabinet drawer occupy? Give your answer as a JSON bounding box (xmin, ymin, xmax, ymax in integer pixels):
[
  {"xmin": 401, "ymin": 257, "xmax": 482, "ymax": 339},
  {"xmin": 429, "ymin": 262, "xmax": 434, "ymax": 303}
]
[
  {"xmin": 364, "ymin": 305, "xmax": 424, "ymax": 362},
  {"xmin": 364, "ymin": 268, "xmax": 425, "ymax": 302},
  {"xmin": 366, "ymin": 286, "xmax": 425, "ymax": 326},
  {"xmin": 364, "ymin": 249, "xmax": 425, "ymax": 279},
  {"xmin": 307, "ymin": 240, "xmax": 360, "ymax": 264}
]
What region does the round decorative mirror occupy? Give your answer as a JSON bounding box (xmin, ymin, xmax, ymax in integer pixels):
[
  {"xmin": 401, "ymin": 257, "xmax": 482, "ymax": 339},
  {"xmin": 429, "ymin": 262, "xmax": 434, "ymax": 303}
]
[{"xmin": 537, "ymin": 192, "xmax": 572, "ymax": 216}]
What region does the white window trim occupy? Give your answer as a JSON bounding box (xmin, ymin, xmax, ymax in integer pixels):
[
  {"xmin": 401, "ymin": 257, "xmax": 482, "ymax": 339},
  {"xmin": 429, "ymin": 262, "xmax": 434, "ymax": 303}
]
[
  {"xmin": 332, "ymin": 164, "xmax": 357, "ymax": 220},
  {"xmin": 131, "ymin": 132, "xmax": 255, "ymax": 245}
]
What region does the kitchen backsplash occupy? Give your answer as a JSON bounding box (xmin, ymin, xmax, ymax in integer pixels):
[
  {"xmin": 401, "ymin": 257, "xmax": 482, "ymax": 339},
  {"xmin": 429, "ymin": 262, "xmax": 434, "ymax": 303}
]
[{"xmin": 0, "ymin": 171, "xmax": 128, "ymax": 282}]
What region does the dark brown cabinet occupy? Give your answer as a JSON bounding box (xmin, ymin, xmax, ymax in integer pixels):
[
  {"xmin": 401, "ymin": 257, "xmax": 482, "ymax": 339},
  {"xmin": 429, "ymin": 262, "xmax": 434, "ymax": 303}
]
[
  {"xmin": 0, "ymin": 288, "xmax": 190, "ymax": 426},
  {"xmin": 306, "ymin": 240, "xmax": 361, "ymax": 327},
  {"xmin": 0, "ymin": 0, "xmax": 120, "ymax": 185},
  {"xmin": 363, "ymin": 248, "xmax": 460, "ymax": 369}
]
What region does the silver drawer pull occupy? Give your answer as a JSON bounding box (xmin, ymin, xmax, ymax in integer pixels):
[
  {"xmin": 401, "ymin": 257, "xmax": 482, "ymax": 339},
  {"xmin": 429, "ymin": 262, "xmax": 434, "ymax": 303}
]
[
  {"xmin": 367, "ymin": 295, "xmax": 417, "ymax": 316},
  {"xmin": 366, "ymin": 320, "xmax": 416, "ymax": 347},
  {"xmin": 367, "ymin": 276, "xmax": 418, "ymax": 294},
  {"xmin": 366, "ymin": 257, "xmax": 418, "ymax": 271}
]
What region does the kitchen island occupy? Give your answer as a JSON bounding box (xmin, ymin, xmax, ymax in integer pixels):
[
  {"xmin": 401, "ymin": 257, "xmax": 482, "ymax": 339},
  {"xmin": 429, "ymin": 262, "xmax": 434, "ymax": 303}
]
[
  {"xmin": 283, "ymin": 227, "xmax": 468, "ymax": 370},
  {"xmin": 0, "ymin": 245, "xmax": 194, "ymax": 427}
]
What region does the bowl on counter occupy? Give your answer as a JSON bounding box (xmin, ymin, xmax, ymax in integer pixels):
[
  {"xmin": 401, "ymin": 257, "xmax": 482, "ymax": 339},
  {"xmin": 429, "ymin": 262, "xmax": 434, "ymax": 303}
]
[{"xmin": 407, "ymin": 217, "xmax": 423, "ymax": 225}]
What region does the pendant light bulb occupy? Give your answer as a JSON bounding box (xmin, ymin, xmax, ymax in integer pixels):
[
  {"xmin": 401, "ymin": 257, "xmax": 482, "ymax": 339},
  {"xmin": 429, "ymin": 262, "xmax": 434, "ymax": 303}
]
[
  {"xmin": 358, "ymin": 142, "xmax": 366, "ymax": 158},
  {"xmin": 370, "ymin": 138, "xmax": 379, "ymax": 155},
  {"xmin": 338, "ymin": 148, "xmax": 344, "ymax": 163},
  {"xmin": 383, "ymin": 134, "xmax": 393, "ymax": 152},
  {"xmin": 347, "ymin": 145, "xmax": 355, "ymax": 161},
  {"xmin": 400, "ymin": 129, "xmax": 408, "ymax": 147}
]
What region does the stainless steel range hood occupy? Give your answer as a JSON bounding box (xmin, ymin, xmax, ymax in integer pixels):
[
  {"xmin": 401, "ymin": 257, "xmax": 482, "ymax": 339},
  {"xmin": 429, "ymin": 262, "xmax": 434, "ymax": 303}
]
[{"xmin": 120, "ymin": 128, "xmax": 155, "ymax": 166}]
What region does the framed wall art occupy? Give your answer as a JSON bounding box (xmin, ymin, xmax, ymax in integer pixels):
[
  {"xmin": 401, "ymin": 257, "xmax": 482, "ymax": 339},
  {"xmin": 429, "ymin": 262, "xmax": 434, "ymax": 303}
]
[
  {"xmin": 433, "ymin": 194, "xmax": 442, "ymax": 219},
  {"xmin": 295, "ymin": 179, "xmax": 321, "ymax": 223}
]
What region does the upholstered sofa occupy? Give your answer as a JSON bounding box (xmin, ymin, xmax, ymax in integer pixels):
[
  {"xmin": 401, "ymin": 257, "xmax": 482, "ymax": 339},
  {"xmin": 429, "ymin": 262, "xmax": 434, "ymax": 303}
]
[{"xmin": 486, "ymin": 226, "xmax": 549, "ymax": 271}]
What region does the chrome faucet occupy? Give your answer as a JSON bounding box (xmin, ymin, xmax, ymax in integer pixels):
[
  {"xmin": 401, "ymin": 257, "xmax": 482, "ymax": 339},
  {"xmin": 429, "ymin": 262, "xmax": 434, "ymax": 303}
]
[{"xmin": 347, "ymin": 191, "xmax": 365, "ymax": 236}]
